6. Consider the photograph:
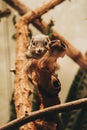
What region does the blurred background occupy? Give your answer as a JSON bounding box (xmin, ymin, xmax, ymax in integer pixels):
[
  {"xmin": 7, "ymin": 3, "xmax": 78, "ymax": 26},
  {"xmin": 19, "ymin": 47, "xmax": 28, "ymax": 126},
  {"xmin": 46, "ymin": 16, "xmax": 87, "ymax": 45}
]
[{"xmin": 0, "ymin": 0, "xmax": 87, "ymax": 126}]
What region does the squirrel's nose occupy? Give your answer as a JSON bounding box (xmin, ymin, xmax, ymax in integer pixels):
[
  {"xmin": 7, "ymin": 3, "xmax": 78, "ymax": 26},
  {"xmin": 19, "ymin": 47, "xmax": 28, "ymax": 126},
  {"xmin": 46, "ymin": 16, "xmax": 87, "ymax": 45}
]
[{"xmin": 37, "ymin": 49, "xmax": 42, "ymax": 54}]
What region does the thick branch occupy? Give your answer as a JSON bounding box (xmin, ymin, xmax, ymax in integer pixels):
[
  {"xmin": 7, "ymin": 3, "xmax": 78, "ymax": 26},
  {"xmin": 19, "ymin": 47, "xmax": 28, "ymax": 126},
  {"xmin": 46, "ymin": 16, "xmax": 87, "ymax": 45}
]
[
  {"xmin": 3, "ymin": 0, "xmax": 87, "ymax": 70},
  {"xmin": 0, "ymin": 98, "xmax": 87, "ymax": 130},
  {"xmin": 14, "ymin": 23, "xmax": 34, "ymax": 129},
  {"xmin": 0, "ymin": 8, "xmax": 11, "ymax": 18}
]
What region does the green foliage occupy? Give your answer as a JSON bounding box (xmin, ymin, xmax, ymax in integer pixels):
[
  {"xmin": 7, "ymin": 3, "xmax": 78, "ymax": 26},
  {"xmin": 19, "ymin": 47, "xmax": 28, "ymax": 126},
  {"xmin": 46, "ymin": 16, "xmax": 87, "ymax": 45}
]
[{"xmin": 62, "ymin": 68, "xmax": 87, "ymax": 130}]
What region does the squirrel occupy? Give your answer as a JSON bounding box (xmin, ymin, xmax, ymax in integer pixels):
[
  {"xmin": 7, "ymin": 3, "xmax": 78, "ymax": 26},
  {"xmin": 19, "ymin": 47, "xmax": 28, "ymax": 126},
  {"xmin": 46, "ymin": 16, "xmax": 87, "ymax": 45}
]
[
  {"xmin": 26, "ymin": 34, "xmax": 51, "ymax": 111},
  {"xmin": 25, "ymin": 34, "xmax": 66, "ymax": 111}
]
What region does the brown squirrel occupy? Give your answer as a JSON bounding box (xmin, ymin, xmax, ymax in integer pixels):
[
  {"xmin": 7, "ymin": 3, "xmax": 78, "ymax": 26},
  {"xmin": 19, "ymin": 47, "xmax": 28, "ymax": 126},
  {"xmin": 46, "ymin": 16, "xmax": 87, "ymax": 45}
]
[{"xmin": 26, "ymin": 34, "xmax": 51, "ymax": 111}]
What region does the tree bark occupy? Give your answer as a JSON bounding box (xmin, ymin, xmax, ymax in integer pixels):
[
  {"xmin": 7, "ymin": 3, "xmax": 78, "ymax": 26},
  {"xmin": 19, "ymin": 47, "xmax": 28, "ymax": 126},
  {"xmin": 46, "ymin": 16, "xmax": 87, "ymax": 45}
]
[
  {"xmin": 14, "ymin": 23, "xmax": 35, "ymax": 129},
  {"xmin": 3, "ymin": 0, "xmax": 87, "ymax": 70}
]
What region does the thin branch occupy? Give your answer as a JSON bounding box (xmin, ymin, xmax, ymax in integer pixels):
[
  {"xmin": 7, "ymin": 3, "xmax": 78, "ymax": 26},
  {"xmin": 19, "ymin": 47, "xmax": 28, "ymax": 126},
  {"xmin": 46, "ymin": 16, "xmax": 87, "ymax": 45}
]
[
  {"xmin": 0, "ymin": 8, "xmax": 11, "ymax": 18},
  {"xmin": 0, "ymin": 98, "xmax": 87, "ymax": 130}
]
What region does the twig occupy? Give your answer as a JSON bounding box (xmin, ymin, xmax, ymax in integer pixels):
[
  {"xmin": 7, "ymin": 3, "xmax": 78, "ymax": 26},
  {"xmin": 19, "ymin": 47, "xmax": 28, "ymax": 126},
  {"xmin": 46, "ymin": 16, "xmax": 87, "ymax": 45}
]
[
  {"xmin": 0, "ymin": 98, "xmax": 87, "ymax": 130},
  {"xmin": 10, "ymin": 68, "xmax": 16, "ymax": 74}
]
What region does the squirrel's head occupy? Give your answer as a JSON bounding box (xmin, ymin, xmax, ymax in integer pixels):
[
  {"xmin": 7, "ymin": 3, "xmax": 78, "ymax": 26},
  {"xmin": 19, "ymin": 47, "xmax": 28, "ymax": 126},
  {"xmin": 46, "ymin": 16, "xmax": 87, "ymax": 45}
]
[{"xmin": 26, "ymin": 35, "xmax": 50, "ymax": 59}]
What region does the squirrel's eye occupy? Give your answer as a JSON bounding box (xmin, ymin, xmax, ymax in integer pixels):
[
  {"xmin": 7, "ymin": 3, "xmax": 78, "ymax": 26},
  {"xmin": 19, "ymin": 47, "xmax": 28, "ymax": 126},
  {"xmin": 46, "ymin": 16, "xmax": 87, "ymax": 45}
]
[
  {"xmin": 32, "ymin": 42, "xmax": 36, "ymax": 46},
  {"xmin": 44, "ymin": 41, "xmax": 47, "ymax": 46}
]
